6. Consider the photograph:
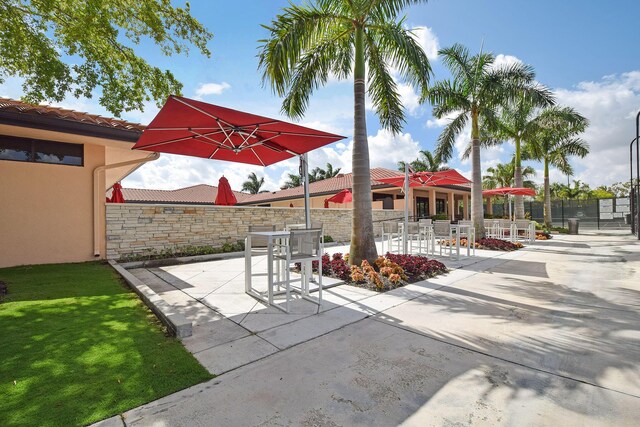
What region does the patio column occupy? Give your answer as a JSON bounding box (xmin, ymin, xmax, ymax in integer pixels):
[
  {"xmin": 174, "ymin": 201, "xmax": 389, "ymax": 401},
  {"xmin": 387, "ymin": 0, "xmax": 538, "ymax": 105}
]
[
  {"xmin": 487, "ymin": 197, "xmax": 493, "ymax": 215},
  {"xmin": 463, "ymin": 194, "xmax": 469, "ymax": 219},
  {"xmin": 429, "ymin": 188, "xmax": 436, "ymax": 216},
  {"xmin": 448, "ymin": 192, "xmax": 455, "ymax": 221},
  {"xmin": 408, "ymin": 187, "xmax": 414, "ymax": 220}
]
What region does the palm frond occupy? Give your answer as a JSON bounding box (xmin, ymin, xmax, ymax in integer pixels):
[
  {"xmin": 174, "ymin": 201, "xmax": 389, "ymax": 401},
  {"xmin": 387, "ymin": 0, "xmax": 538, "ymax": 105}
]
[
  {"xmin": 365, "ymin": 30, "xmax": 404, "ymax": 133},
  {"xmin": 435, "ymin": 111, "xmax": 467, "ymax": 161}
]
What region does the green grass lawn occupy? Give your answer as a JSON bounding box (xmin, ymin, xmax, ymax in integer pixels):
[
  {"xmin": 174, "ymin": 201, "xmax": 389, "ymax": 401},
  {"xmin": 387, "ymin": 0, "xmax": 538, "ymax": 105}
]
[{"xmin": 0, "ymin": 262, "xmax": 213, "ymax": 427}]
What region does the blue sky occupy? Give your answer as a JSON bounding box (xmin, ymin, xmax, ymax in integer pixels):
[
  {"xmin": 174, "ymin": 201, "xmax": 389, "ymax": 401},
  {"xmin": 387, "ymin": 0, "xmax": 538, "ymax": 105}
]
[{"xmin": 3, "ymin": 0, "xmax": 640, "ymax": 192}]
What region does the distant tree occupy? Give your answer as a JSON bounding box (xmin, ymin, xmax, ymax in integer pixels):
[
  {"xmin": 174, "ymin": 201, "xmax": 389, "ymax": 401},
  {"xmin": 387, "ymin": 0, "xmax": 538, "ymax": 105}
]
[
  {"xmin": 283, "ymin": 173, "xmax": 303, "ymax": 189},
  {"xmin": 591, "ymin": 186, "xmax": 615, "ymax": 199},
  {"xmin": 242, "ymin": 172, "xmax": 266, "ymax": 194},
  {"xmin": 1, "ymin": 0, "xmax": 212, "ymax": 116},
  {"xmin": 398, "ymin": 149, "xmax": 448, "ymax": 172}
]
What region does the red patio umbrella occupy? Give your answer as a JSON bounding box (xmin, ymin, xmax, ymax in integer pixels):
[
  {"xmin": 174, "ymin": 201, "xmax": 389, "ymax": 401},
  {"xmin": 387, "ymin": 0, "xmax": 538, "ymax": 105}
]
[
  {"xmin": 215, "ymin": 176, "xmax": 237, "ymax": 206},
  {"xmin": 132, "ymin": 95, "xmax": 345, "ymax": 167},
  {"xmin": 132, "ymin": 96, "xmax": 345, "ymax": 227},
  {"xmin": 482, "ymin": 187, "xmax": 536, "ymax": 219},
  {"xmin": 376, "ymin": 169, "xmax": 472, "ymax": 188},
  {"xmin": 108, "ymin": 182, "xmax": 125, "ymax": 203},
  {"xmin": 326, "ymin": 189, "xmax": 353, "ymax": 204},
  {"xmin": 482, "ymin": 187, "xmax": 536, "ymax": 197}
]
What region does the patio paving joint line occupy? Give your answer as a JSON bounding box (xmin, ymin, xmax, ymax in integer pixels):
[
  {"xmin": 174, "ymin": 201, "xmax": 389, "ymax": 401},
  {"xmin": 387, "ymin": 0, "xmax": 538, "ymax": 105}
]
[{"xmin": 369, "ymin": 315, "xmax": 640, "ymax": 400}]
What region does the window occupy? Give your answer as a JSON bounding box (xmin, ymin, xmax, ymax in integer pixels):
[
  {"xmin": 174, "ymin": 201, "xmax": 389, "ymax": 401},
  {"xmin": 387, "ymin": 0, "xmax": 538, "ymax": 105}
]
[
  {"xmin": 436, "ymin": 199, "xmax": 446, "ymax": 214},
  {"xmin": 0, "ymin": 135, "xmax": 83, "ymax": 166}
]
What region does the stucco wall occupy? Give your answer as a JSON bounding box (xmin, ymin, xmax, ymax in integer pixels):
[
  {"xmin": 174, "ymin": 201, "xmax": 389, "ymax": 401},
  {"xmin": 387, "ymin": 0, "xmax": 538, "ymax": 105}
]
[
  {"xmin": 105, "ymin": 203, "xmax": 403, "ymax": 260},
  {"xmin": 0, "ymin": 143, "xmax": 105, "ymax": 268}
]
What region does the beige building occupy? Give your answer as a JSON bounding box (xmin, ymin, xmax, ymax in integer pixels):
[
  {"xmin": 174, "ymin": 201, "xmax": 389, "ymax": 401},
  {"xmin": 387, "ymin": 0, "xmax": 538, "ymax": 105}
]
[
  {"xmin": 237, "ymin": 168, "xmax": 472, "ymax": 220},
  {"xmin": 0, "ymin": 98, "xmax": 156, "ymax": 268}
]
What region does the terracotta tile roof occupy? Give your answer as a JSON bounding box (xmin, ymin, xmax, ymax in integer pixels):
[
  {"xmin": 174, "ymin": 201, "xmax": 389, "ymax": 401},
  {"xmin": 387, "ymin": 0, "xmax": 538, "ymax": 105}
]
[
  {"xmin": 237, "ymin": 167, "xmax": 417, "ymax": 205},
  {"xmin": 108, "ymin": 184, "xmax": 251, "ymax": 204},
  {"xmin": 0, "ymin": 98, "xmax": 145, "ymax": 132}
]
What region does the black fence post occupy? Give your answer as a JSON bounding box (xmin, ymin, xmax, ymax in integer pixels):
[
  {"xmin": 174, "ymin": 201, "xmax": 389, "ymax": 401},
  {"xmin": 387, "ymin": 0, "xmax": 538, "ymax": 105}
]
[
  {"xmin": 561, "ymin": 199, "xmax": 565, "ymax": 228},
  {"xmin": 596, "ymin": 198, "xmax": 600, "ymax": 230}
]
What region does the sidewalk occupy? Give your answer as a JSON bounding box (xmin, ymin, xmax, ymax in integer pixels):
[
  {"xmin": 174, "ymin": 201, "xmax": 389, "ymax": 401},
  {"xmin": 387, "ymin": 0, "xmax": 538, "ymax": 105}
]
[{"xmin": 96, "ymin": 231, "xmax": 640, "ymax": 426}]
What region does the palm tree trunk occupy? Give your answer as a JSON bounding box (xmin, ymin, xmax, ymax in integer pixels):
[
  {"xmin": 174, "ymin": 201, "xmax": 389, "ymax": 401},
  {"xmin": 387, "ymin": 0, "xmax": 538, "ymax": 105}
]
[
  {"xmin": 514, "ymin": 136, "xmax": 525, "ymax": 219},
  {"xmin": 543, "ymin": 159, "xmax": 552, "ymax": 227},
  {"xmin": 349, "ymin": 26, "xmax": 377, "ymax": 265},
  {"xmin": 470, "ymin": 109, "xmax": 485, "ymax": 237}
]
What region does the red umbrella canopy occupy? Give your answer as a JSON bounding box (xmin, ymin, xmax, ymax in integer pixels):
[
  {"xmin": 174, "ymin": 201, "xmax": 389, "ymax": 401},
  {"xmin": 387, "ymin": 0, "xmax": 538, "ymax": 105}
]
[
  {"xmin": 132, "ymin": 96, "xmax": 346, "ymax": 166},
  {"xmin": 376, "ymin": 169, "xmax": 472, "ymax": 188},
  {"xmin": 215, "ymin": 176, "xmax": 237, "ymax": 206},
  {"xmin": 108, "ymin": 182, "xmax": 125, "ymax": 203},
  {"xmin": 482, "ymin": 187, "xmax": 536, "ymax": 197},
  {"xmin": 326, "ymin": 189, "xmax": 353, "ymax": 204}
]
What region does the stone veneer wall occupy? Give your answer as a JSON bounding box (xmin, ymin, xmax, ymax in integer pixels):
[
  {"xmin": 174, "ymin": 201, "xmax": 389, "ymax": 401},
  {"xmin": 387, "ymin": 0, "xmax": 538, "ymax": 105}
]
[{"xmin": 106, "ymin": 203, "xmax": 403, "ymax": 260}]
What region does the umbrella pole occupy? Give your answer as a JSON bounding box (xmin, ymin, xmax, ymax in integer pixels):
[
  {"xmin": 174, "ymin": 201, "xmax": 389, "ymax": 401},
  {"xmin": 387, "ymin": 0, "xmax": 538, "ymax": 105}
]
[
  {"xmin": 301, "ymin": 153, "xmax": 311, "ymax": 228},
  {"xmin": 404, "ymin": 165, "xmax": 409, "ymax": 254}
]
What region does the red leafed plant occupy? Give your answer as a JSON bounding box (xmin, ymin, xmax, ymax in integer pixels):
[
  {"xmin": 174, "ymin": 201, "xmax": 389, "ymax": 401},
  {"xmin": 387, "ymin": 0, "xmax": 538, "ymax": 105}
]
[{"xmin": 297, "ymin": 252, "xmax": 447, "ymax": 292}]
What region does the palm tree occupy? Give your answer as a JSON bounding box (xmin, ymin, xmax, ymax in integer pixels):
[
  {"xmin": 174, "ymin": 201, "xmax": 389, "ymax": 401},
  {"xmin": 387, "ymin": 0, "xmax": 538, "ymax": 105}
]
[
  {"xmin": 283, "ymin": 173, "xmax": 303, "ymax": 189},
  {"xmin": 524, "ymin": 106, "xmax": 589, "ymax": 227},
  {"xmin": 398, "ymin": 149, "xmax": 447, "ymax": 172},
  {"xmin": 426, "ymin": 43, "xmax": 553, "ymax": 236},
  {"xmin": 483, "ymin": 161, "xmax": 536, "ymax": 189},
  {"xmin": 311, "ymin": 163, "xmax": 342, "ymax": 181},
  {"xmin": 241, "ymin": 172, "xmax": 266, "ymax": 194},
  {"xmin": 488, "ymin": 94, "xmax": 555, "ymax": 219},
  {"xmin": 259, "ymin": 0, "xmax": 432, "ymax": 264}
]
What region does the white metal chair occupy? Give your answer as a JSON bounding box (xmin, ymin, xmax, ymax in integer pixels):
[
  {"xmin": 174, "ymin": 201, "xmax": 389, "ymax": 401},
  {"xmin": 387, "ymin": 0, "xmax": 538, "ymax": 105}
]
[
  {"xmin": 458, "ymin": 220, "xmax": 476, "ymax": 256},
  {"xmin": 499, "ymin": 219, "xmax": 515, "ymax": 241},
  {"xmin": 381, "ymin": 221, "xmax": 401, "ymax": 253},
  {"xmin": 273, "ymin": 228, "xmax": 323, "ymax": 312},
  {"xmin": 484, "ymin": 220, "xmax": 501, "ymax": 239},
  {"xmin": 404, "ymin": 221, "xmax": 421, "ymax": 254},
  {"xmin": 433, "ymin": 220, "xmax": 453, "ymax": 256},
  {"xmin": 515, "ymin": 219, "xmax": 534, "ymax": 242},
  {"xmin": 418, "ymin": 219, "xmax": 434, "ymax": 255}
]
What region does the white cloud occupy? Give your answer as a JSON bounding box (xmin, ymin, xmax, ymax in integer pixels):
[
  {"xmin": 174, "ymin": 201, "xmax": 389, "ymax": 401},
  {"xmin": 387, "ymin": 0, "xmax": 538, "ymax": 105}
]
[
  {"xmin": 410, "ymin": 26, "xmax": 440, "ymax": 60},
  {"xmin": 195, "ymin": 82, "xmax": 231, "ymax": 97},
  {"xmin": 492, "ymin": 54, "xmax": 523, "ymax": 69},
  {"xmin": 341, "ymin": 129, "xmax": 422, "ymax": 171},
  {"xmin": 555, "ymin": 71, "xmax": 640, "ymax": 186},
  {"xmin": 426, "ymin": 111, "xmax": 458, "ymax": 128}
]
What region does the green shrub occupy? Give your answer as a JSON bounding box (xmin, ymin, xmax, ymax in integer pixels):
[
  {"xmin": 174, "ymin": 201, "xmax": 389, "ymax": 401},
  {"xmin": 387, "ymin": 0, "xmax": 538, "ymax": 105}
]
[
  {"xmin": 118, "ymin": 240, "xmax": 245, "ymax": 263},
  {"xmin": 323, "ymin": 235, "xmax": 334, "ymax": 243},
  {"xmin": 430, "ymin": 214, "xmax": 449, "ymax": 220}
]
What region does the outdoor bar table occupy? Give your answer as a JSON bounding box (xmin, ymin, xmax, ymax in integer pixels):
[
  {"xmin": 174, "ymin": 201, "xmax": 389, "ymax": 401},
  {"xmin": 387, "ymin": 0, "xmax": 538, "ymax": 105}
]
[
  {"xmin": 449, "ymin": 224, "xmax": 473, "ymax": 259},
  {"xmin": 245, "ymin": 230, "xmax": 291, "ymax": 312}
]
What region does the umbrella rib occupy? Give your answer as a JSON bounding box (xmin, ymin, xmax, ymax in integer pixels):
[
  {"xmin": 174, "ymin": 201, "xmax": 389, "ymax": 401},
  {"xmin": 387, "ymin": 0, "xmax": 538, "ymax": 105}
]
[
  {"xmin": 255, "ymin": 129, "xmax": 340, "ymax": 138},
  {"xmin": 249, "ymin": 147, "xmax": 266, "ymax": 167}
]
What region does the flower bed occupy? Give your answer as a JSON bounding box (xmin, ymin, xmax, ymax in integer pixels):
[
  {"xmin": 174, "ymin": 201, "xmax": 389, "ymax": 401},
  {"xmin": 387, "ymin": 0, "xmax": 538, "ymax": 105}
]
[
  {"xmin": 535, "ymin": 230, "xmax": 552, "ymax": 240},
  {"xmin": 299, "ymin": 252, "xmax": 447, "ymax": 292},
  {"xmin": 438, "ymin": 238, "xmax": 523, "ymax": 251}
]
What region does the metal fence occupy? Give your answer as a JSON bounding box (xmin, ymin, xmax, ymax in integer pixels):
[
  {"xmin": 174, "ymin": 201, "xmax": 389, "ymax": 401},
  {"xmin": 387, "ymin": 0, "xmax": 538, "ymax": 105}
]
[{"xmin": 487, "ymin": 197, "xmax": 632, "ymax": 229}]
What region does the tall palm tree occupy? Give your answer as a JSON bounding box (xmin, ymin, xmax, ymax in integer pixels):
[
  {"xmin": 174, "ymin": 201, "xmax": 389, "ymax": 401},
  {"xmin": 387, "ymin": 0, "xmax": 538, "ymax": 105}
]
[
  {"xmin": 426, "ymin": 43, "xmax": 553, "ymax": 236},
  {"xmin": 488, "ymin": 94, "xmax": 555, "ymax": 219},
  {"xmin": 524, "ymin": 106, "xmax": 589, "ymax": 227},
  {"xmin": 241, "ymin": 172, "xmax": 266, "ymax": 194},
  {"xmin": 259, "ymin": 0, "xmax": 432, "ymax": 264},
  {"xmin": 398, "ymin": 149, "xmax": 447, "ymax": 172}
]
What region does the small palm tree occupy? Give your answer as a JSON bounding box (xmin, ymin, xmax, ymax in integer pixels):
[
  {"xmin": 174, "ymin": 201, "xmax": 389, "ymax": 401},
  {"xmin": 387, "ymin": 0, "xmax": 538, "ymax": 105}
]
[
  {"xmin": 283, "ymin": 173, "xmax": 303, "ymax": 189},
  {"xmin": 426, "ymin": 43, "xmax": 553, "ymax": 236},
  {"xmin": 483, "ymin": 161, "xmax": 535, "ymax": 215},
  {"xmin": 259, "ymin": 0, "xmax": 432, "ymax": 264},
  {"xmin": 241, "ymin": 172, "xmax": 266, "ymax": 194},
  {"xmin": 524, "ymin": 106, "xmax": 589, "ymax": 227},
  {"xmin": 398, "ymin": 149, "xmax": 447, "ymax": 172}
]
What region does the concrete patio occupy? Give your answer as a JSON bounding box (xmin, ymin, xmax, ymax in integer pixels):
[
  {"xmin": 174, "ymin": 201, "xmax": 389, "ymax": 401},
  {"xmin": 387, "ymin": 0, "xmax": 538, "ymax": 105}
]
[{"xmin": 99, "ymin": 231, "xmax": 640, "ymax": 426}]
